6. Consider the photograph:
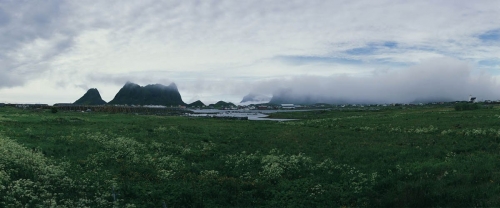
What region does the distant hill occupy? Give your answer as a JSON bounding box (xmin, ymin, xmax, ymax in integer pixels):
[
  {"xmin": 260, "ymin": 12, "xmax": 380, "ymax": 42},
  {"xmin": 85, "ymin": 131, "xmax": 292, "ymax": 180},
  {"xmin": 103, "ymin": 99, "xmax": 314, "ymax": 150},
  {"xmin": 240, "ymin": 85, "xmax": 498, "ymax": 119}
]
[
  {"xmin": 208, "ymin": 101, "xmax": 236, "ymax": 108},
  {"xmin": 269, "ymin": 89, "xmax": 455, "ymax": 105},
  {"xmin": 240, "ymin": 93, "xmax": 271, "ymax": 103},
  {"xmin": 187, "ymin": 100, "xmax": 205, "ymax": 108},
  {"xmin": 269, "ymin": 96, "xmax": 322, "ymax": 105},
  {"xmin": 269, "ymin": 89, "xmax": 358, "ymax": 105},
  {"xmin": 73, "ymin": 88, "xmax": 107, "ymax": 105},
  {"xmin": 268, "ymin": 89, "xmax": 331, "ymax": 105},
  {"xmin": 410, "ymin": 97, "xmax": 454, "ymax": 104},
  {"xmin": 108, "ymin": 82, "xmax": 186, "ymax": 106}
]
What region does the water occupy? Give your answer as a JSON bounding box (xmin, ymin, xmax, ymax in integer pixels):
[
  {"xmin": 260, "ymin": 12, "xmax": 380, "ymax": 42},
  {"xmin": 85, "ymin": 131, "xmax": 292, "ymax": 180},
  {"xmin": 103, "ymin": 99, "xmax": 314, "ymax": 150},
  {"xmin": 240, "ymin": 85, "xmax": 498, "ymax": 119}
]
[{"xmin": 187, "ymin": 109, "xmax": 303, "ymax": 121}]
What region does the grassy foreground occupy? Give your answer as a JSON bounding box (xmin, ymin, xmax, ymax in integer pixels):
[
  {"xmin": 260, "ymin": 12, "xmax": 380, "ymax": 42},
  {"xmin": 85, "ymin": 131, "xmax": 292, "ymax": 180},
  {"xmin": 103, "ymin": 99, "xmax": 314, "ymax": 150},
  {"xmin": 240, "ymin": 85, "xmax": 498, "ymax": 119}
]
[{"xmin": 0, "ymin": 106, "xmax": 499, "ymax": 207}]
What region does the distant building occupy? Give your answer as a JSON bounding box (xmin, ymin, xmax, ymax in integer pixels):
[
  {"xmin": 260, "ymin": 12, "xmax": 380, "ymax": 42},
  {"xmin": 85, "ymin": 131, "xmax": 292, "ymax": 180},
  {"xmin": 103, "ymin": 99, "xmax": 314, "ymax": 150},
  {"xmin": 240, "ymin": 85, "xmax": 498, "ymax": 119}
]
[
  {"xmin": 281, "ymin": 104, "xmax": 295, "ymax": 109},
  {"xmin": 53, "ymin": 103, "xmax": 74, "ymax": 107},
  {"xmin": 16, "ymin": 104, "xmax": 49, "ymax": 108},
  {"xmin": 469, "ymin": 95, "xmax": 477, "ymax": 103},
  {"xmin": 257, "ymin": 105, "xmax": 268, "ymax": 110}
]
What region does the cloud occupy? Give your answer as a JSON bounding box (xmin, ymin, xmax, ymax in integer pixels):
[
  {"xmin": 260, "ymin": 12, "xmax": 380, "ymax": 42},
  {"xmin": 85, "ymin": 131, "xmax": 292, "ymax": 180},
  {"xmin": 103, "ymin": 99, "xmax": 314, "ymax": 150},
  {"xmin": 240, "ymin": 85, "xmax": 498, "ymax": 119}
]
[
  {"xmin": 0, "ymin": 0, "xmax": 75, "ymax": 87},
  {"xmin": 0, "ymin": 72, "xmax": 22, "ymax": 88},
  {"xmin": 246, "ymin": 58, "xmax": 500, "ymax": 104},
  {"xmin": 1, "ymin": 1, "xmax": 500, "ymax": 104},
  {"xmin": 85, "ymin": 57, "xmax": 498, "ymax": 105}
]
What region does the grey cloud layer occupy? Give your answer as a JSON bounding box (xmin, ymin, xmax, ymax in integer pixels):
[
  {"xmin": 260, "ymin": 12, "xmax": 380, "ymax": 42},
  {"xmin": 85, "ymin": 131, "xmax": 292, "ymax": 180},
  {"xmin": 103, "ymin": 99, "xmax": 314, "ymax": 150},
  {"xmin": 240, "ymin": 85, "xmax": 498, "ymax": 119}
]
[
  {"xmin": 1, "ymin": 0, "xmax": 499, "ymax": 104},
  {"xmin": 0, "ymin": 0, "xmax": 74, "ymax": 87},
  {"xmin": 167, "ymin": 58, "xmax": 498, "ymax": 104},
  {"xmin": 248, "ymin": 58, "xmax": 500, "ymax": 103}
]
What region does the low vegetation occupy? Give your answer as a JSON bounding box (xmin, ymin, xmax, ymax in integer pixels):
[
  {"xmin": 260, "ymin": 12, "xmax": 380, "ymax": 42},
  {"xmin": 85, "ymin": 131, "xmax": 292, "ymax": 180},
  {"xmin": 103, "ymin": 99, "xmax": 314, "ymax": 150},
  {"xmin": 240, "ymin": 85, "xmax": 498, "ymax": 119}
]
[
  {"xmin": 454, "ymin": 102, "xmax": 481, "ymax": 111},
  {"xmin": 0, "ymin": 105, "xmax": 499, "ymax": 207}
]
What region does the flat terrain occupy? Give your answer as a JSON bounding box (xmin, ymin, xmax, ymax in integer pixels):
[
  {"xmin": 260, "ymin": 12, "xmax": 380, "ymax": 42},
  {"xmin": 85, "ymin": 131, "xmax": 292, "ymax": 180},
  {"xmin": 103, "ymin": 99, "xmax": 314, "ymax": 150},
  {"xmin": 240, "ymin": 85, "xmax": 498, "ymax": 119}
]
[{"xmin": 0, "ymin": 106, "xmax": 499, "ymax": 207}]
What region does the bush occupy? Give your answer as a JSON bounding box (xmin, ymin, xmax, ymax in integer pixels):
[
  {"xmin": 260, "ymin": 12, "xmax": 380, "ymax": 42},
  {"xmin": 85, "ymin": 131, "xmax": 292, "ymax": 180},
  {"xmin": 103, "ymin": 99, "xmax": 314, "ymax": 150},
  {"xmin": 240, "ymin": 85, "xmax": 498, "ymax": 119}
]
[
  {"xmin": 454, "ymin": 103, "xmax": 480, "ymax": 111},
  {"xmin": 51, "ymin": 107, "xmax": 58, "ymax": 114}
]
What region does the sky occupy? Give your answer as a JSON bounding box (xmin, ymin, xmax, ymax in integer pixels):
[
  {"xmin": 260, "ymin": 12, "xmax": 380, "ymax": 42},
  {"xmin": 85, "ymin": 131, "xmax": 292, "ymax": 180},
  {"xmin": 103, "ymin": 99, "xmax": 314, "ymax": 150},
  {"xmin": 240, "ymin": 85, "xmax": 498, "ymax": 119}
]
[{"xmin": 1, "ymin": 0, "xmax": 500, "ymax": 105}]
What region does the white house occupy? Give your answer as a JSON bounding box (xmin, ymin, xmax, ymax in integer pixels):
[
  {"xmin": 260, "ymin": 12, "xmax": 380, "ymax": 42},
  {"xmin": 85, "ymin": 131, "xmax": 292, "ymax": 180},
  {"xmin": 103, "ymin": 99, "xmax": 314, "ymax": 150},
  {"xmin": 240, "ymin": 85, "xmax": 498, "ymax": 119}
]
[
  {"xmin": 469, "ymin": 95, "xmax": 477, "ymax": 103},
  {"xmin": 281, "ymin": 104, "xmax": 295, "ymax": 109}
]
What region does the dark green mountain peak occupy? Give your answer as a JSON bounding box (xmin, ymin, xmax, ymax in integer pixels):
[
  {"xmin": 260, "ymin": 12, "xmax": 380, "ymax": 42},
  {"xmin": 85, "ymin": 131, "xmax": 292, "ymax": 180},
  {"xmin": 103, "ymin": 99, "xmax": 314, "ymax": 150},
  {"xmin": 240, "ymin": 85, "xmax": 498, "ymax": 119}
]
[
  {"xmin": 73, "ymin": 88, "xmax": 107, "ymax": 105},
  {"xmin": 187, "ymin": 100, "xmax": 205, "ymax": 108},
  {"xmin": 208, "ymin": 101, "xmax": 236, "ymax": 108},
  {"xmin": 108, "ymin": 82, "xmax": 185, "ymax": 106},
  {"xmin": 124, "ymin": 81, "xmax": 141, "ymax": 88}
]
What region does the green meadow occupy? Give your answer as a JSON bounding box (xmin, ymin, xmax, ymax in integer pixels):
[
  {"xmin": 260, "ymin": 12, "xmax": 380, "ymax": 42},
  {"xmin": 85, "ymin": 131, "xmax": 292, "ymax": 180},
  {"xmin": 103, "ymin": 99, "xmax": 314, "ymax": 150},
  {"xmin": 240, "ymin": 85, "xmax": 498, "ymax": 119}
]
[{"xmin": 0, "ymin": 105, "xmax": 499, "ymax": 207}]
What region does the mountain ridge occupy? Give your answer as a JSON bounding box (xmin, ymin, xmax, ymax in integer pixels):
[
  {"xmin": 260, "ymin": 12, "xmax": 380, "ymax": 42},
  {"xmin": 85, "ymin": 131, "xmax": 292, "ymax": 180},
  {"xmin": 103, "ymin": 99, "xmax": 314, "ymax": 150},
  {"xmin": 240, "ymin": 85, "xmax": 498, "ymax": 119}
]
[
  {"xmin": 240, "ymin": 93, "xmax": 271, "ymax": 103},
  {"xmin": 73, "ymin": 88, "xmax": 107, "ymax": 105},
  {"xmin": 108, "ymin": 82, "xmax": 186, "ymax": 106}
]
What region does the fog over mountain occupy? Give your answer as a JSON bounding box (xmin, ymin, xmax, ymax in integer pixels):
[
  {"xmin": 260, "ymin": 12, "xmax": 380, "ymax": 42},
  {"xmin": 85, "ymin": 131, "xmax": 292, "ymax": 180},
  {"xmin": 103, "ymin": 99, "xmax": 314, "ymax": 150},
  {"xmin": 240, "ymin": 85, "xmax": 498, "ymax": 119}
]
[
  {"xmin": 240, "ymin": 93, "xmax": 271, "ymax": 103},
  {"xmin": 248, "ymin": 58, "xmax": 500, "ymax": 104}
]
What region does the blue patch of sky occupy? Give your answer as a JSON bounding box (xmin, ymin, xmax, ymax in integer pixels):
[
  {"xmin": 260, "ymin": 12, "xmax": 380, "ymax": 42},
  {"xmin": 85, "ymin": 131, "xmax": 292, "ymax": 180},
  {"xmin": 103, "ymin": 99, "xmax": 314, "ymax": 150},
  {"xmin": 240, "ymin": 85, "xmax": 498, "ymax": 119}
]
[
  {"xmin": 402, "ymin": 44, "xmax": 463, "ymax": 59},
  {"xmin": 487, "ymin": 70, "xmax": 500, "ymax": 76},
  {"xmin": 478, "ymin": 29, "xmax": 500, "ymax": 42},
  {"xmin": 475, "ymin": 59, "xmax": 500, "ymax": 76},
  {"xmin": 383, "ymin": 41, "xmax": 398, "ymax": 48},
  {"xmin": 373, "ymin": 58, "xmax": 410, "ymax": 67},
  {"xmin": 344, "ymin": 41, "xmax": 399, "ymax": 55},
  {"xmin": 404, "ymin": 45, "xmax": 436, "ymax": 52},
  {"xmin": 276, "ymin": 55, "xmax": 412, "ymax": 70},
  {"xmin": 345, "ymin": 46, "xmax": 377, "ymax": 55},
  {"xmin": 478, "ymin": 59, "xmax": 500, "ymax": 67},
  {"xmin": 277, "ymin": 55, "xmax": 363, "ymax": 65},
  {"xmin": 471, "ymin": 68, "xmax": 500, "ymax": 76},
  {"xmin": 0, "ymin": 8, "xmax": 10, "ymax": 26},
  {"xmin": 277, "ymin": 41, "xmax": 451, "ymax": 67}
]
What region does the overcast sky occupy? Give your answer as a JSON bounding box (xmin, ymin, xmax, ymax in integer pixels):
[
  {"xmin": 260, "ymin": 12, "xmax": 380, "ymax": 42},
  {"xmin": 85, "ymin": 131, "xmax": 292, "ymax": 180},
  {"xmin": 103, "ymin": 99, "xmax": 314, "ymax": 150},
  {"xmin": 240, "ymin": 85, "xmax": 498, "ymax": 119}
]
[{"xmin": 1, "ymin": 0, "xmax": 500, "ymax": 104}]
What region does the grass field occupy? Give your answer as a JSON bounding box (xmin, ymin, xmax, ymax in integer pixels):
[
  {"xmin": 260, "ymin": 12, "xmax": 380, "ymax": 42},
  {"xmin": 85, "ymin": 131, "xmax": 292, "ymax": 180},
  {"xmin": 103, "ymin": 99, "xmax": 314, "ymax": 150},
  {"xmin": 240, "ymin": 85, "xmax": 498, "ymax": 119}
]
[{"xmin": 1, "ymin": 105, "xmax": 499, "ymax": 207}]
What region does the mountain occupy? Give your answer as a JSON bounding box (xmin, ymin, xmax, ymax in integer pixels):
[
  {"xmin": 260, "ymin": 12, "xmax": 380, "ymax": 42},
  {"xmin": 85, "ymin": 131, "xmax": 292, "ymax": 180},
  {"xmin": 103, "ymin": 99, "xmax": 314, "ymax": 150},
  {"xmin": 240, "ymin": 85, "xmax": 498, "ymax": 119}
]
[
  {"xmin": 208, "ymin": 101, "xmax": 236, "ymax": 108},
  {"xmin": 269, "ymin": 94, "xmax": 325, "ymax": 105},
  {"xmin": 240, "ymin": 93, "xmax": 271, "ymax": 103},
  {"xmin": 269, "ymin": 88, "xmax": 454, "ymax": 105},
  {"xmin": 73, "ymin": 88, "xmax": 107, "ymax": 105},
  {"xmin": 269, "ymin": 89, "xmax": 355, "ymax": 105},
  {"xmin": 410, "ymin": 97, "xmax": 454, "ymax": 104},
  {"xmin": 187, "ymin": 100, "xmax": 205, "ymax": 108},
  {"xmin": 268, "ymin": 89, "xmax": 330, "ymax": 105},
  {"xmin": 108, "ymin": 82, "xmax": 186, "ymax": 106}
]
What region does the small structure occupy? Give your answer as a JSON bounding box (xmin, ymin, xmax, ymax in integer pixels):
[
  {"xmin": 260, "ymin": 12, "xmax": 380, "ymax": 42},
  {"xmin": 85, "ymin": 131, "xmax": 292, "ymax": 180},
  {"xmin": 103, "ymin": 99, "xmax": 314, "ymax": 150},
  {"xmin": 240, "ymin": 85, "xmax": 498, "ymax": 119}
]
[
  {"xmin": 257, "ymin": 105, "xmax": 268, "ymax": 110},
  {"xmin": 469, "ymin": 95, "xmax": 477, "ymax": 103},
  {"xmin": 53, "ymin": 103, "xmax": 74, "ymax": 107},
  {"xmin": 16, "ymin": 104, "xmax": 49, "ymax": 109},
  {"xmin": 0, "ymin": 103, "xmax": 4, "ymax": 107},
  {"xmin": 281, "ymin": 104, "xmax": 295, "ymax": 109}
]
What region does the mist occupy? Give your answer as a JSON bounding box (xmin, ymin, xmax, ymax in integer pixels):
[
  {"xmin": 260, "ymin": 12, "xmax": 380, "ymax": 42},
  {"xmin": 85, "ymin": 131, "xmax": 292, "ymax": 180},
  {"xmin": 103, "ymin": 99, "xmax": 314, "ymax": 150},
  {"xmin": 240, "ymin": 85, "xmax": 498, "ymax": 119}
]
[
  {"xmin": 244, "ymin": 58, "xmax": 500, "ymax": 104},
  {"xmin": 70, "ymin": 57, "xmax": 500, "ymax": 105}
]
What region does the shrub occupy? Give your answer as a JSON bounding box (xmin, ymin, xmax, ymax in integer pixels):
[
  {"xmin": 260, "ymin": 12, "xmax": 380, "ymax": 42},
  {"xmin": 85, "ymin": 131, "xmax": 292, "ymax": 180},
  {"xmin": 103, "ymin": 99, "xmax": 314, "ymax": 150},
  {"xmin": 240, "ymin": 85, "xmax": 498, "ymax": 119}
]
[
  {"xmin": 454, "ymin": 103, "xmax": 480, "ymax": 111},
  {"xmin": 51, "ymin": 107, "xmax": 58, "ymax": 114}
]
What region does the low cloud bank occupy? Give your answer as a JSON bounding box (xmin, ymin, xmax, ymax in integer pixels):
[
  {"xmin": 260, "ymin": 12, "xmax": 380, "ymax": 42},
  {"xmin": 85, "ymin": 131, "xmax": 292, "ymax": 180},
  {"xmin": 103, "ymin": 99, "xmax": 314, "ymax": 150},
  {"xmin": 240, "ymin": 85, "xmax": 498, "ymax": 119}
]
[{"xmin": 248, "ymin": 58, "xmax": 500, "ymax": 104}]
